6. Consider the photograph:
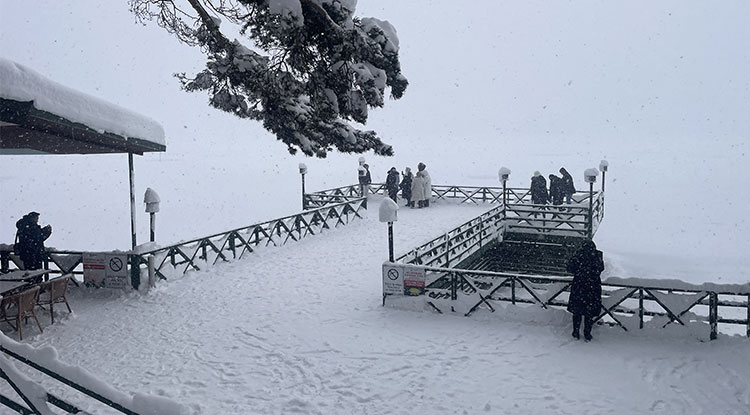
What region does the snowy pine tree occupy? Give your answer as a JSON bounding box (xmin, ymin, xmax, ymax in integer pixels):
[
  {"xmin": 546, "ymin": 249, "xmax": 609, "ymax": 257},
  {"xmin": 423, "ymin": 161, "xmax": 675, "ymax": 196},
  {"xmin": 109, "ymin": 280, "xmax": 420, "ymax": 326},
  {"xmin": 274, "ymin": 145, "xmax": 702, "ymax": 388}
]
[{"xmin": 130, "ymin": 0, "xmax": 408, "ymax": 157}]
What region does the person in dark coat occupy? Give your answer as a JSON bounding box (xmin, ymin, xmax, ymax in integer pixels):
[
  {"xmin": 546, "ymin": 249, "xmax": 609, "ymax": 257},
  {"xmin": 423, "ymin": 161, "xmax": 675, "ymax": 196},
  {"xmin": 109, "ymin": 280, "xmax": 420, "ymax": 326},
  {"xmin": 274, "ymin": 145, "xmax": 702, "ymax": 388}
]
[
  {"xmin": 566, "ymin": 239, "xmax": 604, "ymax": 341},
  {"xmin": 530, "ymin": 171, "xmax": 549, "ymax": 204},
  {"xmin": 15, "ymin": 211, "xmax": 52, "ymax": 271},
  {"xmin": 530, "ymin": 171, "xmax": 549, "ymax": 218},
  {"xmin": 400, "ymin": 167, "xmax": 413, "ymax": 207},
  {"xmin": 548, "ymin": 174, "xmax": 564, "ymax": 206},
  {"xmin": 385, "ymin": 167, "xmax": 400, "ymax": 202},
  {"xmin": 559, "ymin": 167, "xmax": 576, "ymax": 204}
]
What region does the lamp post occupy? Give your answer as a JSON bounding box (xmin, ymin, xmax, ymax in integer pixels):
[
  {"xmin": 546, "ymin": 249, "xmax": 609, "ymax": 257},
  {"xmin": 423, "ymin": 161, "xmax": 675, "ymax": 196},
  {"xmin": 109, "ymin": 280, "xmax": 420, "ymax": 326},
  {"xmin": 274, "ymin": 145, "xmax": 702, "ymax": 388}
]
[
  {"xmin": 379, "ymin": 198, "xmax": 399, "ymax": 262},
  {"xmin": 143, "ymin": 188, "xmax": 160, "ymax": 243},
  {"xmin": 584, "ymin": 169, "xmax": 599, "ymax": 239},
  {"xmin": 599, "ymin": 160, "xmax": 609, "ymax": 192},
  {"xmin": 299, "ymin": 163, "xmax": 308, "ymax": 210},
  {"xmin": 498, "ymin": 167, "xmax": 511, "ymax": 206}
]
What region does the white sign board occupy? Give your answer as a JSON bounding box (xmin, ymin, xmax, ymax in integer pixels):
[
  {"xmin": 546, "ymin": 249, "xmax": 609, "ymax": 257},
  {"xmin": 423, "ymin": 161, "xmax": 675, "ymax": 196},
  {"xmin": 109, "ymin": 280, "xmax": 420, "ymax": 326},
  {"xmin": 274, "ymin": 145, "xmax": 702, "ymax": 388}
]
[
  {"xmin": 382, "ymin": 263, "xmax": 404, "ymax": 295},
  {"xmin": 403, "ymin": 266, "xmax": 426, "ymax": 296},
  {"xmin": 83, "ymin": 253, "xmax": 129, "ymax": 289}
]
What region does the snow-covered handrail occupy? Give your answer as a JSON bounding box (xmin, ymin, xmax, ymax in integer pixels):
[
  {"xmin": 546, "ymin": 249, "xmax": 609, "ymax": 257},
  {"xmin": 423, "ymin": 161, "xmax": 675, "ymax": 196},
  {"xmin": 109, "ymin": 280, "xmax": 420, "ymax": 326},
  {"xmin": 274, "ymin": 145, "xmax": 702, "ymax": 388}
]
[
  {"xmin": 132, "ymin": 196, "xmax": 368, "ymax": 281},
  {"xmin": 0, "ymin": 333, "xmax": 184, "ymax": 414},
  {"xmin": 384, "ymin": 265, "xmax": 750, "ymax": 340}
]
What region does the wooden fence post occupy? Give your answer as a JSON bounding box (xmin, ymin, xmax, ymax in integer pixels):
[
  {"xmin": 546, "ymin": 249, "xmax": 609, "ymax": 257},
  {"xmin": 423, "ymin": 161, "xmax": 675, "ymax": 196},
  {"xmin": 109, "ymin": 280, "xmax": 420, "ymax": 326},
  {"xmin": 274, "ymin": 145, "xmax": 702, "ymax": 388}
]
[
  {"xmin": 709, "ymin": 292, "xmax": 718, "ymax": 340},
  {"xmin": 639, "ymin": 288, "xmax": 644, "ymax": 329},
  {"xmin": 451, "ymin": 272, "xmax": 457, "ymax": 301}
]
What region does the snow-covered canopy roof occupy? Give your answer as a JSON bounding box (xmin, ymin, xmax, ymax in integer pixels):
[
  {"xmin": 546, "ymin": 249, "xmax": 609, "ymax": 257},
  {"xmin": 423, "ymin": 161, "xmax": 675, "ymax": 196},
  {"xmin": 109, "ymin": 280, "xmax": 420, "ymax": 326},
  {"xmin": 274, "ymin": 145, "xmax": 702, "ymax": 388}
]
[{"xmin": 0, "ymin": 58, "xmax": 166, "ymax": 155}]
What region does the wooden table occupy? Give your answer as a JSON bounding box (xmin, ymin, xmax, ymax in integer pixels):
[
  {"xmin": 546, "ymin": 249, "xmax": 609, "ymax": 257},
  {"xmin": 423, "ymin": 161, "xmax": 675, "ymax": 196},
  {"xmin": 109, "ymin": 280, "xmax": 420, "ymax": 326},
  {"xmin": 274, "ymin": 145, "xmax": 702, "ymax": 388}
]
[{"xmin": 0, "ymin": 270, "xmax": 53, "ymax": 298}]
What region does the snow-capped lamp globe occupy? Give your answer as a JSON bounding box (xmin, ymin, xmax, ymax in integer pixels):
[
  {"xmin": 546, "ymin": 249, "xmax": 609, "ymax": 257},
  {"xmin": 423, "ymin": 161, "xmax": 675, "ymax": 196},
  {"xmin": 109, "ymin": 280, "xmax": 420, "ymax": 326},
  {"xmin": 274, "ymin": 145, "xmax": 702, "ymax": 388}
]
[
  {"xmin": 498, "ymin": 167, "xmax": 511, "ymax": 182},
  {"xmin": 379, "ymin": 197, "xmax": 399, "ymax": 262},
  {"xmin": 299, "ymin": 163, "xmax": 308, "ymax": 210},
  {"xmin": 584, "ymin": 168, "xmax": 599, "ymax": 184},
  {"xmin": 358, "ymin": 156, "xmax": 366, "ymax": 166},
  {"xmin": 599, "ymin": 159, "xmax": 609, "ymax": 192},
  {"xmin": 143, "ymin": 187, "xmax": 160, "ymax": 242}
]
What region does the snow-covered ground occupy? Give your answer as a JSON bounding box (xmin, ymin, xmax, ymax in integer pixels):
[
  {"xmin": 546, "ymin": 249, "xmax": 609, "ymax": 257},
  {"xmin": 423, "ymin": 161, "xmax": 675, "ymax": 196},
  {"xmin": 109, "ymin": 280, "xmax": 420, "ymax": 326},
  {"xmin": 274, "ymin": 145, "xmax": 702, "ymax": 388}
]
[
  {"xmin": 3, "ymin": 197, "xmax": 749, "ymax": 414},
  {"xmin": 1, "ymin": 1, "xmax": 750, "ymax": 413}
]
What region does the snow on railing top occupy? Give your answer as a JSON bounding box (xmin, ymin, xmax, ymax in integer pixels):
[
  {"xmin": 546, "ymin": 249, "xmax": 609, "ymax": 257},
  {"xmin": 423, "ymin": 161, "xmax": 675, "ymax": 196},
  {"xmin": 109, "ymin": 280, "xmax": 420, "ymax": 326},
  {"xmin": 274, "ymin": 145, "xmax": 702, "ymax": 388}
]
[
  {"xmin": 0, "ymin": 58, "xmax": 165, "ymax": 146},
  {"xmin": 604, "ymin": 276, "xmax": 750, "ymax": 295},
  {"xmin": 0, "ymin": 333, "xmax": 186, "ymax": 414}
]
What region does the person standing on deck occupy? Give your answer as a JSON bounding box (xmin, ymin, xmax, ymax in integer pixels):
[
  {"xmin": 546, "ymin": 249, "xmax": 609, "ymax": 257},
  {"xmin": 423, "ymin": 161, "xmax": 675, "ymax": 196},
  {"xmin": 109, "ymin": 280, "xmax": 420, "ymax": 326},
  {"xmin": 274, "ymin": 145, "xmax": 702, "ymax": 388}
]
[
  {"xmin": 358, "ymin": 163, "xmax": 372, "ymax": 196},
  {"xmin": 566, "ymin": 239, "xmax": 605, "ymax": 342},
  {"xmin": 400, "ymin": 167, "xmax": 413, "ymax": 207},
  {"xmin": 385, "ymin": 167, "xmax": 400, "ymax": 202},
  {"xmin": 15, "ymin": 211, "xmax": 52, "ymax": 273},
  {"xmin": 559, "ymin": 167, "xmax": 576, "ymax": 204},
  {"xmin": 417, "ymin": 162, "xmax": 432, "ymax": 207}
]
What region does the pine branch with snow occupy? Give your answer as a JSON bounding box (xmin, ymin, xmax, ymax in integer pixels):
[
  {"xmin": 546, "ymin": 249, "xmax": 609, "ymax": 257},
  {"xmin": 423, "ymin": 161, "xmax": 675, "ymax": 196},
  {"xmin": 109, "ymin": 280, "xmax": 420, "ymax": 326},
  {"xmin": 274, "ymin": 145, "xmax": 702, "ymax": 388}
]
[{"xmin": 129, "ymin": 0, "xmax": 408, "ymax": 157}]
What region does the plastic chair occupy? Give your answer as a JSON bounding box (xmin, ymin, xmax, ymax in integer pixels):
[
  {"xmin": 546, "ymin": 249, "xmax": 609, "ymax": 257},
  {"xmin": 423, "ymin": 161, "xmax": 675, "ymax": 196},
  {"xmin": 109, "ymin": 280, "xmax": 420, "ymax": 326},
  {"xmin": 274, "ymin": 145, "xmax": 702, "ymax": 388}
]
[
  {"xmin": 37, "ymin": 275, "xmax": 73, "ymax": 324},
  {"xmin": 0, "ymin": 285, "xmax": 43, "ymax": 340}
]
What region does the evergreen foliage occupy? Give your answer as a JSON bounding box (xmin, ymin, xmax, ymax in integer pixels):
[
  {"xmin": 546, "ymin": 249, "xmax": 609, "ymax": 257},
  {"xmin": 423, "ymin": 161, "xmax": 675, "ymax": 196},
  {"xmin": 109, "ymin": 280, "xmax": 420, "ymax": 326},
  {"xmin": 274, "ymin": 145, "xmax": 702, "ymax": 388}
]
[{"xmin": 130, "ymin": 0, "xmax": 408, "ymax": 157}]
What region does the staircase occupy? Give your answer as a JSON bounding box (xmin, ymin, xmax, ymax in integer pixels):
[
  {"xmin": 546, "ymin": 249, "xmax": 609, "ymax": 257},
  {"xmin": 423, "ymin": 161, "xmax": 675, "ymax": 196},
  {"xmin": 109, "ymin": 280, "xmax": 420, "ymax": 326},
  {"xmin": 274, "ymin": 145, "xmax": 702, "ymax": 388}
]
[{"xmin": 461, "ymin": 232, "xmax": 582, "ymax": 276}]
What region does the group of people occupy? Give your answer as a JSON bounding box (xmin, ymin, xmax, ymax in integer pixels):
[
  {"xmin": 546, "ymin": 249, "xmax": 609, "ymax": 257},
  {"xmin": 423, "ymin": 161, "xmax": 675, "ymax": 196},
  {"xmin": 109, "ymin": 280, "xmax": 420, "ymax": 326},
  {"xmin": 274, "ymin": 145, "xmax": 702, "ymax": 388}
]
[
  {"xmin": 358, "ymin": 162, "xmax": 432, "ymax": 208},
  {"xmin": 530, "ymin": 167, "xmax": 576, "ymax": 206},
  {"xmin": 386, "ymin": 162, "xmax": 432, "ymax": 208}
]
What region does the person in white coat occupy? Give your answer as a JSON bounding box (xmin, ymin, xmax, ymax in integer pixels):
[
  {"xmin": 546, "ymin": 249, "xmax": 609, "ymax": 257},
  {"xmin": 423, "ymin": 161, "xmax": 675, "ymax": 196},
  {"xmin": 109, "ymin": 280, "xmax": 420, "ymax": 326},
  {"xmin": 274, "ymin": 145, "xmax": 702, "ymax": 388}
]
[
  {"xmin": 417, "ymin": 162, "xmax": 432, "ymax": 207},
  {"xmin": 411, "ymin": 171, "xmax": 426, "ymax": 208}
]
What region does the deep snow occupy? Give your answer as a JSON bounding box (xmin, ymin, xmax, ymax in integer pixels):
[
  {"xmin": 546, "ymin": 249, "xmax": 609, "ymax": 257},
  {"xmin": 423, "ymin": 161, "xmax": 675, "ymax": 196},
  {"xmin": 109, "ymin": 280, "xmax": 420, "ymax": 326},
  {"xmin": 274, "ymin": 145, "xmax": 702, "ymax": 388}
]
[{"xmin": 2, "ymin": 197, "xmax": 749, "ymax": 414}]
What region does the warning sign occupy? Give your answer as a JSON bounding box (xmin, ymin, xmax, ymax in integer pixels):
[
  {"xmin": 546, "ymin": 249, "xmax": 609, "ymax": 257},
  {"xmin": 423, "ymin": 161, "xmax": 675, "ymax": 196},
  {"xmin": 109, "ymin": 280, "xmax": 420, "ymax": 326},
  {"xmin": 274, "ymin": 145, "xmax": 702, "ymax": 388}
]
[
  {"xmin": 382, "ymin": 263, "xmax": 404, "ymax": 295},
  {"xmin": 403, "ymin": 266, "xmax": 426, "ymax": 296},
  {"xmin": 83, "ymin": 253, "xmax": 129, "ymax": 289}
]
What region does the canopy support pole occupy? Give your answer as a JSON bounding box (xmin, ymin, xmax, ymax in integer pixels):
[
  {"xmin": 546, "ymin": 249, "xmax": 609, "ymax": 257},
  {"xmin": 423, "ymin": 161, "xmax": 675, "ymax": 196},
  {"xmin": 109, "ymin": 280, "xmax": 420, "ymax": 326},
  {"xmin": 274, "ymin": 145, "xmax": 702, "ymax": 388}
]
[{"xmin": 128, "ymin": 153, "xmax": 137, "ymax": 250}]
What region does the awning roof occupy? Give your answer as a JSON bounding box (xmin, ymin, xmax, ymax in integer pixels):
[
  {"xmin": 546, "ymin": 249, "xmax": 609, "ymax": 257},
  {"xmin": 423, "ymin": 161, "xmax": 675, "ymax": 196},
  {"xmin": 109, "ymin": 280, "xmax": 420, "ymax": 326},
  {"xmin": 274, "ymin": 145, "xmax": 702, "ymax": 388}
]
[{"xmin": 0, "ymin": 58, "xmax": 166, "ymax": 155}]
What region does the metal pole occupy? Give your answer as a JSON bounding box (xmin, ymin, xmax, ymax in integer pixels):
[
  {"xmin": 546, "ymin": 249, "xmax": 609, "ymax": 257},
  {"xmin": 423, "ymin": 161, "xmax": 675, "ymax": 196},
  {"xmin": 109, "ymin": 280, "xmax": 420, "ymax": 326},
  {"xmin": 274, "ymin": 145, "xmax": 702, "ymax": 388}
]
[
  {"xmin": 388, "ymin": 222, "xmax": 394, "ymax": 262},
  {"xmin": 128, "ymin": 153, "xmax": 137, "ymax": 250},
  {"xmin": 602, "ymin": 171, "xmax": 606, "ymax": 193},
  {"xmin": 301, "ymin": 173, "xmax": 306, "ymax": 210},
  {"xmin": 588, "ymin": 181, "xmax": 594, "ymax": 239},
  {"xmin": 502, "ymin": 179, "xmax": 507, "ymax": 210},
  {"xmin": 150, "ymin": 212, "xmax": 156, "ymax": 242}
]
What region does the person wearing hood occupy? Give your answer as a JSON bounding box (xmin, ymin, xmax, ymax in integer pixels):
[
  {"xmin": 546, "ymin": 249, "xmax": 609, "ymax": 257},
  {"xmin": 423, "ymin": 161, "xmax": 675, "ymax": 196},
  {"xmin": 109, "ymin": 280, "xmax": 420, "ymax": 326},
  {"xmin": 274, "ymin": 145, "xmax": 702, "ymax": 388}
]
[
  {"xmin": 559, "ymin": 167, "xmax": 576, "ymax": 204},
  {"xmin": 566, "ymin": 239, "xmax": 605, "ymax": 341},
  {"xmin": 417, "ymin": 162, "xmax": 432, "ymax": 207},
  {"xmin": 15, "ymin": 211, "xmax": 52, "ymax": 271},
  {"xmin": 548, "ymin": 174, "xmax": 564, "ymax": 206},
  {"xmin": 385, "ymin": 167, "xmax": 400, "ymax": 202},
  {"xmin": 530, "ymin": 171, "xmax": 549, "ymax": 203},
  {"xmin": 400, "ymin": 167, "xmax": 413, "ymax": 207}
]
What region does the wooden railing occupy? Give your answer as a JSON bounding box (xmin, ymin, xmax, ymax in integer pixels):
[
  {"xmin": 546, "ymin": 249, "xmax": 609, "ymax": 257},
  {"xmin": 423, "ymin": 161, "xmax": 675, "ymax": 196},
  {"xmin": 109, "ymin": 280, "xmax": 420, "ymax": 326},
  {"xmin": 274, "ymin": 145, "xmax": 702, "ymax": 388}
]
[
  {"xmin": 132, "ymin": 196, "xmax": 368, "ymax": 281},
  {"xmin": 2, "ymin": 197, "xmax": 368, "ymax": 287},
  {"xmin": 394, "ymin": 204, "xmax": 505, "ymax": 268},
  {"xmin": 387, "ymin": 266, "xmax": 750, "ymax": 340},
  {"xmin": 392, "ymin": 188, "xmax": 604, "ymax": 267},
  {"xmin": 304, "ymin": 184, "xmax": 591, "ymax": 208}
]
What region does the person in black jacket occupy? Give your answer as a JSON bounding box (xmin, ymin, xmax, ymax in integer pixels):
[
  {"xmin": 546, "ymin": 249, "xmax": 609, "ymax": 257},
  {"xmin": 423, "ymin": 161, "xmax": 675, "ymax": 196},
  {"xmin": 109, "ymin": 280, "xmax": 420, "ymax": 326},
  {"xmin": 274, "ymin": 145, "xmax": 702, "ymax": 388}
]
[
  {"xmin": 548, "ymin": 174, "xmax": 564, "ymax": 206},
  {"xmin": 530, "ymin": 171, "xmax": 549, "ymax": 218},
  {"xmin": 559, "ymin": 167, "xmax": 576, "ymax": 204},
  {"xmin": 399, "ymin": 167, "xmax": 413, "ymax": 207},
  {"xmin": 15, "ymin": 211, "xmax": 52, "ymax": 271},
  {"xmin": 566, "ymin": 239, "xmax": 604, "ymax": 341},
  {"xmin": 385, "ymin": 167, "xmax": 400, "ymax": 202}
]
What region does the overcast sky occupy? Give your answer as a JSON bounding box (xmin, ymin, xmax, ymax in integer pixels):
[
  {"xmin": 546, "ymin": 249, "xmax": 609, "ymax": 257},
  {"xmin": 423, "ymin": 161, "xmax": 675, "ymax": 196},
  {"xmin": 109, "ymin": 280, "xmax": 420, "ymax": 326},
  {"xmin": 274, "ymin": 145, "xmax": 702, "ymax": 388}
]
[{"xmin": 1, "ymin": 1, "xmax": 749, "ymax": 275}]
